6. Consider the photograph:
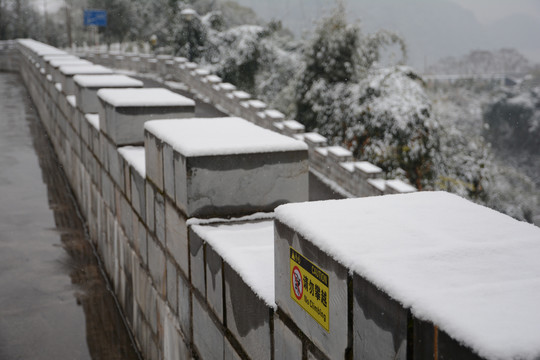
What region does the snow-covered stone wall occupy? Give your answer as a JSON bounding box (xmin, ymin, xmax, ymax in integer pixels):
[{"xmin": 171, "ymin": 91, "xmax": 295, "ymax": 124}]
[
  {"xmin": 11, "ymin": 39, "xmax": 309, "ymax": 360},
  {"xmin": 5, "ymin": 39, "xmax": 540, "ymax": 360},
  {"xmin": 75, "ymin": 47, "xmax": 416, "ymax": 198}
]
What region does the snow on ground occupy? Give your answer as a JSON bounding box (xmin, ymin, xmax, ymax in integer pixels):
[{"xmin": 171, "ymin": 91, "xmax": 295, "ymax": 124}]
[
  {"xmin": 191, "ymin": 220, "xmax": 276, "ymax": 308},
  {"xmin": 144, "ymin": 117, "xmax": 307, "ymax": 157},
  {"xmin": 275, "ymin": 191, "xmax": 540, "ymax": 360},
  {"xmin": 96, "ymin": 88, "xmax": 194, "ymax": 107}
]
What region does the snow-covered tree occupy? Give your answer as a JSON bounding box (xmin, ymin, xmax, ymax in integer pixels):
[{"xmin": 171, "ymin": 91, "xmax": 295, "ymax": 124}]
[
  {"xmin": 294, "ymin": 6, "xmax": 437, "ymax": 188},
  {"xmin": 483, "ymin": 88, "xmax": 540, "ymax": 154}
]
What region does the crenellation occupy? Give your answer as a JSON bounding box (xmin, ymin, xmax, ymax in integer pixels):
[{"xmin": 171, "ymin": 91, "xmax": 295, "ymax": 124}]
[{"xmin": 18, "ymin": 40, "xmax": 534, "ymax": 360}]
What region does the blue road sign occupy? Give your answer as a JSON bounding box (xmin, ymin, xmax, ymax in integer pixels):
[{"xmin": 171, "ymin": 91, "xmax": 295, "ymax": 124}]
[{"xmin": 84, "ymin": 9, "xmax": 107, "ymax": 27}]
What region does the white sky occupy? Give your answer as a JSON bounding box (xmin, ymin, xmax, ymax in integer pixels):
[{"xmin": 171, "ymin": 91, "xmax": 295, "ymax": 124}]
[
  {"xmin": 450, "ymin": 0, "xmax": 540, "ymax": 23},
  {"xmin": 36, "ymin": 0, "xmax": 540, "ymax": 24}
]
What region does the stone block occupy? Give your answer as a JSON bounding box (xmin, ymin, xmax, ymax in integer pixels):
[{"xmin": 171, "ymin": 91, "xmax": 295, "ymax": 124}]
[
  {"xmin": 99, "ymin": 132, "xmax": 109, "ymax": 171},
  {"xmin": 353, "ymin": 273, "xmax": 407, "ymax": 360},
  {"xmin": 98, "ymin": 88, "xmax": 195, "ymax": 146},
  {"xmin": 131, "ymin": 169, "xmax": 146, "ymax": 222},
  {"xmin": 162, "ymin": 143, "xmax": 175, "ymax": 201},
  {"xmin": 275, "ymin": 315, "xmax": 303, "ymax": 360},
  {"xmin": 74, "ymin": 74, "xmax": 143, "ymax": 114},
  {"xmin": 108, "ymin": 141, "xmax": 123, "ymax": 187},
  {"xmin": 148, "ymin": 235, "xmax": 166, "ymax": 295},
  {"xmin": 145, "ymin": 117, "xmax": 308, "ymax": 218},
  {"xmin": 165, "ymin": 199, "xmax": 189, "ymax": 276},
  {"xmin": 101, "ymin": 169, "xmax": 116, "ymax": 213},
  {"xmin": 225, "ymin": 263, "xmax": 272, "ymax": 360},
  {"xmin": 146, "ymin": 182, "xmax": 155, "ymax": 233},
  {"xmin": 166, "ymin": 258, "xmax": 178, "ymax": 313},
  {"xmin": 327, "ymin": 146, "xmax": 353, "ymax": 164},
  {"xmin": 189, "ymin": 228, "xmax": 206, "ymax": 297},
  {"xmin": 124, "ymin": 161, "xmax": 131, "ymax": 202},
  {"xmin": 177, "ymin": 272, "xmax": 191, "ymax": 340},
  {"xmin": 274, "ymin": 221, "xmax": 349, "ymax": 360},
  {"xmin": 155, "ymin": 191, "xmax": 166, "ymax": 246},
  {"xmin": 145, "ymin": 130, "xmax": 164, "ymax": 191},
  {"xmin": 192, "ymin": 295, "xmax": 224, "ymax": 360},
  {"xmin": 224, "ymin": 338, "xmax": 242, "ymax": 360},
  {"xmin": 137, "ymin": 219, "xmax": 148, "ymax": 266},
  {"xmin": 120, "ymin": 194, "xmax": 133, "ymax": 240},
  {"xmin": 49, "ymin": 58, "xmax": 92, "ymax": 83},
  {"xmin": 59, "ymin": 64, "xmax": 113, "ymax": 95},
  {"xmin": 163, "ymin": 306, "xmax": 191, "ymax": 360},
  {"xmin": 206, "ymin": 244, "xmax": 224, "ymax": 323}
]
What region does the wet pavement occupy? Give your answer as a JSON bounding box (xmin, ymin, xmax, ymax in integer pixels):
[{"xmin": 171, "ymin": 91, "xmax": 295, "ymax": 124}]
[{"xmin": 0, "ymin": 72, "xmax": 141, "ymax": 359}]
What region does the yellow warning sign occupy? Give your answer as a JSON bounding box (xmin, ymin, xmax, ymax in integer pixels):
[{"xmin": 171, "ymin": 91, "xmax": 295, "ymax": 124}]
[{"xmin": 290, "ymin": 247, "xmax": 329, "ymax": 331}]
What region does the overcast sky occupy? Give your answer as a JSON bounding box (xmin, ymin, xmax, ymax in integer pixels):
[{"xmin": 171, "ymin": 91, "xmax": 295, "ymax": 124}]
[
  {"xmin": 451, "ymin": 0, "xmax": 540, "ymax": 23},
  {"xmin": 34, "ymin": 0, "xmax": 540, "ymax": 66},
  {"xmin": 37, "ymin": 0, "xmax": 540, "ymax": 23}
]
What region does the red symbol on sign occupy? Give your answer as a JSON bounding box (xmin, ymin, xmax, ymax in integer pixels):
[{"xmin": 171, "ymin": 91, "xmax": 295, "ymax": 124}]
[{"xmin": 292, "ymin": 266, "xmax": 303, "ymax": 300}]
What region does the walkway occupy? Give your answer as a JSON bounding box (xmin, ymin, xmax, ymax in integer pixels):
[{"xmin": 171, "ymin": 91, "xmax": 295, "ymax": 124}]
[{"xmin": 0, "ymin": 72, "xmax": 140, "ymax": 359}]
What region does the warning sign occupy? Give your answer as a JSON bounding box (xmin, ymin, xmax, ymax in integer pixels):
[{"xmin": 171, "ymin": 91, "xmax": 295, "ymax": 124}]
[{"xmin": 290, "ymin": 247, "xmax": 329, "ymax": 331}]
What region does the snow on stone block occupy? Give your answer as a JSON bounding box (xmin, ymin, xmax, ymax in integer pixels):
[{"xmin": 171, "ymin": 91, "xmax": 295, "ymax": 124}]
[
  {"xmin": 191, "ymin": 220, "xmax": 274, "ymax": 360},
  {"xmin": 367, "ymin": 178, "xmax": 386, "ymax": 193},
  {"xmin": 49, "ymin": 59, "xmax": 92, "ymax": 83},
  {"xmin": 45, "ymin": 55, "xmax": 84, "ymax": 76},
  {"xmin": 264, "ymin": 109, "xmax": 285, "ymax": 120},
  {"xmin": 66, "ymin": 95, "xmax": 76, "ymax": 108},
  {"xmin": 86, "ymin": 113, "xmax": 100, "ymax": 132},
  {"xmin": 303, "ymin": 132, "xmax": 328, "ymax": 148},
  {"xmin": 231, "ymin": 90, "xmax": 251, "ymax": 100},
  {"xmin": 203, "ymin": 74, "xmax": 221, "ymax": 84},
  {"xmin": 218, "ymin": 82, "xmax": 236, "ymax": 92},
  {"xmin": 275, "ymin": 192, "xmax": 540, "ymax": 360},
  {"xmin": 192, "ymin": 68, "xmax": 210, "ymax": 77},
  {"xmin": 118, "ymin": 146, "xmax": 146, "ymax": 178},
  {"xmin": 43, "ymin": 54, "xmax": 79, "ymax": 62},
  {"xmin": 145, "ymin": 117, "xmax": 309, "ymax": 217},
  {"xmin": 273, "ymin": 121, "xmax": 285, "ymax": 132},
  {"xmin": 97, "ymin": 88, "xmax": 195, "ymax": 146},
  {"xmin": 74, "ymin": 74, "xmax": 144, "ymax": 114},
  {"xmin": 327, "ymin": 146, "xmax": 353, "ymax": 162},
  {"xmin": 182, "ymin": 62, "xmax": 198, "ymax": 70},
  {"xmin": 173, "ymin": 57, "xmax": 187, "ymax": 64},
  {"xmin": 59, "ymin": 65, "xmax": 114, "ymax": 95},
  {"xmin": 248, "ymin": 100, "xmax": 267, "ymax": 109},
  {"xmin": 191, "ymin": 220, "xmax": 275, "ymax": 307},
  {"xmin": 282, "ymin": 120, "xmax": 305, "ymax": 135},
  {"xmin": 384, "ymin": 179, "xmax": 416, "ymax": 194},
  {"xmin": 354, "ymin": 161, "xmax": 382, "ymax": 177},
  {"xmin": 339, "ymin": 162, "xmax": 356, "ymax": 173}
]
